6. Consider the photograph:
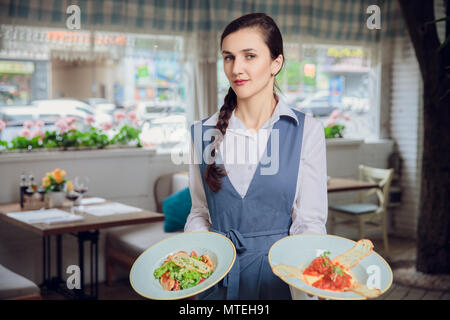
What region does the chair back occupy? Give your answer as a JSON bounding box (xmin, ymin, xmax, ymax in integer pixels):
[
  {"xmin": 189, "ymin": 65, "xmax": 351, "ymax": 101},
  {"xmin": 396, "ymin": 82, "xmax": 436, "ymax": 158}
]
[
  {"xmin": 153, "ymin": 172, "xmax": 188, "ymax": 213},
  {"xmin": 358, "ymin": 165, "xmax": 394, "ymax": 210}
]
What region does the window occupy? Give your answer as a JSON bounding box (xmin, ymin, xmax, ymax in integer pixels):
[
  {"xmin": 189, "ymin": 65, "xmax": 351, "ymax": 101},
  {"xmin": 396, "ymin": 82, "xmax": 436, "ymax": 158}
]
[
  {"xmin": 217, "ymin": 43, "xmax": 375, "ymax": 140},
  {"xmin": 278, "ymin": 43, "xmax": 373, "ymax": 139},
  {"xmin": 131, "ymin": 39, "xmax": 188, "ymax": 152}
]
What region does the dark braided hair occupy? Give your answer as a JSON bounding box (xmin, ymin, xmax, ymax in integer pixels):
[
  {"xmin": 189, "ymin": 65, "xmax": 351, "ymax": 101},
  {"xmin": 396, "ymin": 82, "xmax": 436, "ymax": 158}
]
[{"xmin": 204, "ymin": 13, "xmax": 285, "ymax": 192}]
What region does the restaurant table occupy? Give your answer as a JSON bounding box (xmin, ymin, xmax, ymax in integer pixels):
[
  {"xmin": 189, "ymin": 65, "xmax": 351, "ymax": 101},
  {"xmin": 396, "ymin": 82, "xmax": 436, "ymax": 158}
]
[
  {"xmin": 327, "ymin": 177, "xmax": 379, "ymax": 193},
  {"xmin": 0, "ymin": 199, "xmax": 164, "ymax": 300}
]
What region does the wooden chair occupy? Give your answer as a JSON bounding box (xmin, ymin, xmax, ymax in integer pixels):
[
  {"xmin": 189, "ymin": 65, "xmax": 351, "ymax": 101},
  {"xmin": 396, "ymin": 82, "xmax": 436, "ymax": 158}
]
[
  {"xmin": 328, "ymin": 165, "xmax": 394, "ymax": 258},
  {"xmin": 105, "ymin": 172, "xmax": 188, "ymax": 285}
]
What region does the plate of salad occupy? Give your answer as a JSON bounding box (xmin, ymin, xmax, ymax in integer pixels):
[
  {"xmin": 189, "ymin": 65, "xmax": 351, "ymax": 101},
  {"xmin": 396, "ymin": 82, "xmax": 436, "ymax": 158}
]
[{"xmin": 130, "ymin": 231, "xmax": 236, "ymax": 300}]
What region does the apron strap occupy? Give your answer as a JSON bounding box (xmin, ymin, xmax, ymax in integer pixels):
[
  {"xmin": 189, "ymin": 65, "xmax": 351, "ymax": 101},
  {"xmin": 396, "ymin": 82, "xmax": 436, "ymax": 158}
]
[{"xmin": 210, "ymin": 228, "xmax": 288, "ymax": 300}]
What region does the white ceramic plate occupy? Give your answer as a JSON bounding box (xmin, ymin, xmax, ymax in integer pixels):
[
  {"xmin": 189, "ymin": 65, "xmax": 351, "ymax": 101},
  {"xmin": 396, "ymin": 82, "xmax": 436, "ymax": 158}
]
[
  {"xmin": 269, "ymin": 234, "xmax": 393, "ymax": 300},
  {"xmin": 130, "ymin": 231, "xmax": 236, "ymax": 300}
]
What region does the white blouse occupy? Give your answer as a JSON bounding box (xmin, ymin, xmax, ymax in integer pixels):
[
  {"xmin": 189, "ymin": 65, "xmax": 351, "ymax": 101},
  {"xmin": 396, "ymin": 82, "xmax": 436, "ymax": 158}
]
[{"xmin": 184, "ymin": 97, "xmax": 328, "ymax": 235}]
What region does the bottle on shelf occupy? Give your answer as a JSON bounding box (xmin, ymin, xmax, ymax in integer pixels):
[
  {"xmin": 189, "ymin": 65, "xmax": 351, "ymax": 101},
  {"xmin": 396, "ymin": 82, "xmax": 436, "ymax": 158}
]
[
  {"xmin": 19, "ymin": 175, "xmax": 27, "ymax": 208},
  {"xmin": 29, "ymin": 175, "xmax": 37, "ymax": 192}
]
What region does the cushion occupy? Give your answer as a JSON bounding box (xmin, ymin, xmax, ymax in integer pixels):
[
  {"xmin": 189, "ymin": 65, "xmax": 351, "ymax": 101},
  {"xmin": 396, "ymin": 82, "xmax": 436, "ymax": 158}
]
[
  {"xmin": 162, "ymin": 187, "xmax": 192, "ymax": 232},
  {"xmin": 329, "ymin": 203, "xmax": 379, "ymax": 215},
  {"xmin": 0, "ymin": 264, "xmax": 40, "ymax": 299},
  {"xmin": 106, "ymin": 222, "xmax": 182, "ymax": 259}
]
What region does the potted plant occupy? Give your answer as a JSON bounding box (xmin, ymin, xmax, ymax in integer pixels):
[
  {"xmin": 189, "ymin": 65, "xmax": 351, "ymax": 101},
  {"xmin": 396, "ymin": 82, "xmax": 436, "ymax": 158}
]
[
  {"xmin": 41, "ymin": 168, "xmax": 73, "ymax": 208},
  {"xmin": 324, "ymin": 110, "xmax": 350, "ymax": 139}
]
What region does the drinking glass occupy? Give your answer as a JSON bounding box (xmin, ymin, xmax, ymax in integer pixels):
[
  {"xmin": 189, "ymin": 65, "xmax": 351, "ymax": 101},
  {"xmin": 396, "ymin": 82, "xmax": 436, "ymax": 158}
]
[
  {"xmin": 74, "ymin": 176, "xmax": 89, "ymax": 209},
  {"xmin": 66, "ymin": 191, "xmax": 80, "ymax": 214}
]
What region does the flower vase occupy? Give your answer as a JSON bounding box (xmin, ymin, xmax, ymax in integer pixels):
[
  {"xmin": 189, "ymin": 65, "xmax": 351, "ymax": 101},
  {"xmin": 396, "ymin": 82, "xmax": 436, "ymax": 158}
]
[{"xmin": 47, "ymin": 192, "xmax": 65, "ymax": 208}]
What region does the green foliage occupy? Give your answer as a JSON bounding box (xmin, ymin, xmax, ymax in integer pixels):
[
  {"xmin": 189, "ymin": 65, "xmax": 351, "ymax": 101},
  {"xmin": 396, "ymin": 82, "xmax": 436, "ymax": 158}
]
[
  {"xmin": 110, "ymin": 125, "xmax": 142, "ymax": 147},
  {"xmin": 2, "ymin": 125, "xmax": 141, "ymax": 152},
  {"xmin": 10, "ymin": 136, "xmax": 43, "ymax": 150},
  {"xmin": 0, "ymin": 140, "xmax": 9, "ymax": 149},
  {"xmin": 324, "ymin": 124, "xmax": 346, "ymax": 139}
]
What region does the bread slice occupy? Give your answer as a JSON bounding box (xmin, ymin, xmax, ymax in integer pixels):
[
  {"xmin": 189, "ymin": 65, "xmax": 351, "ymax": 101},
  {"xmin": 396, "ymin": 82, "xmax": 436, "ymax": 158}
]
[
  {"xmin": 351, "ymin": 282, "xmax": 382, "ymax": 299},
  {"xmin": 170, "ymin": 252, "xmax": 212, "ymax": 274},
  {"xmin": 272, "ymin": 264, "xmax": 304, "ymax": 279},
  {"xmin": 332, "ymin": 239, "xmax": 374, "ymax": 269}
]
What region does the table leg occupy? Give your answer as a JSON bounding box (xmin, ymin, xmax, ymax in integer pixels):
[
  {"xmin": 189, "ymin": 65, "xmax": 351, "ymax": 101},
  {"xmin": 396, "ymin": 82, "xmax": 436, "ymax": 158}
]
[
  {"xmin": 39, "ymin": 236, "xmax": 50, "ymax": 288},
  {"xmin": 75, "ymin": 230, "xmax": 99, "ymax": 299},
  {"xmin": 57, "ymin": 234, "xmax": 62, "ymax": 280},
  {"xmin": 39, "ymin": 235, "xmax": 64, "ymax": 292}
]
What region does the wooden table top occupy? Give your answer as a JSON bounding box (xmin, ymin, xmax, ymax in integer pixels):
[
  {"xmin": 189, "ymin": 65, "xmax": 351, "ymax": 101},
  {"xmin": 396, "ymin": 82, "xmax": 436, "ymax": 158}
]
[
  {"xmin": 327, "ymin": 177, "xmax": 379, "ymax": 193},
  {"xmin": 0, "ymin": 200, "xmax": 164, "ymax": 236}
]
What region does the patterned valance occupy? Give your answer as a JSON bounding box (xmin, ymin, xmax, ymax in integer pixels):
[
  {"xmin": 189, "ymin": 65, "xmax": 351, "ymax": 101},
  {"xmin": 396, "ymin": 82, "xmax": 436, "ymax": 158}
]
[{"xmin": 1, "ymin": 0, "xmax": 405, "ymax": 42}]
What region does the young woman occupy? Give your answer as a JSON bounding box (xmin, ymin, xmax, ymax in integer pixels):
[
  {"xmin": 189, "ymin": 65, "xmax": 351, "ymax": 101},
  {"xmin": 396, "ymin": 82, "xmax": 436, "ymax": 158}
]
[{"xmin": 185, "ymin": 13, "xmax": 328, "ymax": 300}]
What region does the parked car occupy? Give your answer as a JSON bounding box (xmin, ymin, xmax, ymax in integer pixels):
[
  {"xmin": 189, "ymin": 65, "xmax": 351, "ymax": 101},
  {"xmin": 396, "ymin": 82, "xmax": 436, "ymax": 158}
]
[
  {"xmin": 285, "ymin": 92, "xmax": 308, "ymax": 107},
  {"xmin": 84, "ymin": 98, "xmax": 116, "ymax": 114},
  {"xmin": 31, "ymin": 99, "xmax": 112, "ymax": 126},
  {"xmin": 137, "ymin": 100, "xmax": 180, "ymax": 122},
  {"xmin": 341, "ymin": 95, "xmax": 369, "ymax": 113},
  {"xmin": 295, "ymin": 91, "xmax": 342, "ymax": 117},
  {"xmin": 0, "ymin": 105, "xmax": 40, "ymax": 126}
]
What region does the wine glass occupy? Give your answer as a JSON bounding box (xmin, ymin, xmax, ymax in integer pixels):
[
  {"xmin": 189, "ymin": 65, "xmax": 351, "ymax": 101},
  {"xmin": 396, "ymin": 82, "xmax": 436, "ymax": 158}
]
[
  {"xmin": 37, "ymin": 186, "xmax": 46, "ymax": 202},
  {"xmin": 65, "ymin": 191, "xmax": 80, "ymax": 215},
  {"xmin": 74, "ymin": 176, "xmax": 89, "ymax": 209}
]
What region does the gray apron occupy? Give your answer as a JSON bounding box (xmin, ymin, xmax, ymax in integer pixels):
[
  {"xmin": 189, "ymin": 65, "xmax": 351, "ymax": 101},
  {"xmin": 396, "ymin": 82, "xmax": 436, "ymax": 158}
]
[{"xmin": 190, "ymin": 110, "xmax": 305, "ymax": 299}]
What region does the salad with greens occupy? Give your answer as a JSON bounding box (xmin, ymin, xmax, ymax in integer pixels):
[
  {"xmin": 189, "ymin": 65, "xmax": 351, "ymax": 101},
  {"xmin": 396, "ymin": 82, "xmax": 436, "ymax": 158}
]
[{"xmin": 153, "ymin": 250, "xmax": 214, "ymax": 291}]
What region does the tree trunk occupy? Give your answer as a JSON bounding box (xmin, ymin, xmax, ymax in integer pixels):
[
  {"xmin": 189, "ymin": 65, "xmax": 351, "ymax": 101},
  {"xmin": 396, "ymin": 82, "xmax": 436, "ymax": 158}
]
[{"xmin": 398, "ymin": 0, "xmax": 450, "ymax": 273}]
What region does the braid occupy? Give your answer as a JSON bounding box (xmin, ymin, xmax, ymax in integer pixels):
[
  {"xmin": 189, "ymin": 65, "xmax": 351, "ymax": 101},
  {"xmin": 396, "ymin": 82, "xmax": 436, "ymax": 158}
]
[{"xmin": 204, "ymin": 87, "xmax": 237, "ymax": 192}]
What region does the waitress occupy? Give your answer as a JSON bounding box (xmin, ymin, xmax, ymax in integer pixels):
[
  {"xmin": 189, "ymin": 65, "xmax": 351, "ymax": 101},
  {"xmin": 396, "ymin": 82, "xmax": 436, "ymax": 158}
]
[{"xmin": 185, "ymin": 13, "xmax": 328, "ymax": 300}]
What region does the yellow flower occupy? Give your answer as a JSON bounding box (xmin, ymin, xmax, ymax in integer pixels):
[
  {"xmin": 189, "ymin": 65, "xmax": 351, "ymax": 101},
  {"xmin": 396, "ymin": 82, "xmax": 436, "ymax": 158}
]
[
  {"xmin": 54, "ymin": 174, "xmax": 64, "ymax": 184},
  {"xmin": 52, "ymin": 169, "xmax": 64, "ymax": 184},
  {"xmin": 42, "ymin": 176, "xmax": 50, "ymax": 188},
  {"xmin": 66, "ymin": 180, "xmax": 73, "ymax": 191},
  {"xmin": 61, "ymin": 170, "xmax": 67, "ymax": 177}
]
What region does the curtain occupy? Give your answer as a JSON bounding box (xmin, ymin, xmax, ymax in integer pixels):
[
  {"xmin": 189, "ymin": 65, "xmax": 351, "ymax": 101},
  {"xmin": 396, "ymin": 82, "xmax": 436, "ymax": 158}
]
[{"xmin": 1, "ymin": 0, "xmax": 407, "ymax": 121}]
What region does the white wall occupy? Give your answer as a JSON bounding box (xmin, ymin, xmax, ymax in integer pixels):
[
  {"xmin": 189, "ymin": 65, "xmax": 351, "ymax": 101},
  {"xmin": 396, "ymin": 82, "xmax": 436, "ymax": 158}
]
[{"xmin": 389, "ymin": 35, "xmax": 422, "ymax": 239}]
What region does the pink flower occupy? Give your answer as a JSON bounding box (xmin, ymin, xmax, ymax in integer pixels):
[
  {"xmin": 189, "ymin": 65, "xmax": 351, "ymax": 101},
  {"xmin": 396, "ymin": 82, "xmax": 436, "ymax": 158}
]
[
  {"xmin": 35, "ymin": 120, "xmax": 45, "ymax": 128},
  {"xmin": 55, "ymin": 118, "xmax": 69, "ymax": 134},
  {"xmin": 325, "ymin": 119, "xmax": 335, "ymax": 127},
  {"xmin": 23, "ymin": 120, "xmax": 35, "ymax": 129},
  {"xmin": 0, "ymin": 120, "xmax": 6, "ymax": 131},
  {"xmin": 114, "ymin": 111, "xmax": 126, "ymax": 123},
  {"xmin": 343, "ymin": 115, "xmax": 351, "ymax": 121},
  {"xmin": 66, "ymin": 116, "xmax": 77, "ymax": 126},
  {"xmin": 84, "ymin": 114, "xmax": 95, "ymax": 126},
  {"xmin": 101, "ymin": 122, "xmax": 113, "ymax": 131},
  {"xmin": 127, "ymin": 110, "xmax": 137, "ymax": 122},
  {"xmin": 20, "ymin": 128, "xmax": 31, "ymax": 138},
  {"xmin": 329, "ymin": 109, "xmax": 342, "ymax": 120},
  {"xmin": 31, "ymin": 128, "xmax": 45, "ymax": 138}
]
